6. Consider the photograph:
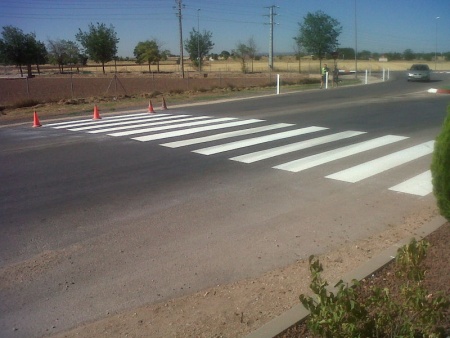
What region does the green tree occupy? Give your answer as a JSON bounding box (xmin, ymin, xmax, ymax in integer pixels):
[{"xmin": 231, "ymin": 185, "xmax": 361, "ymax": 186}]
[
  {"xmin": 134, "ymin": 40, "xmax": 169, "ymax": 73},
  {"xmin": 47, "ymin": 39, "xmax": 80, "ymax": 73},
  {"xmin": 338, "ymin": 47, "xmax": 355, "ymax": 60},
  {"xmin": 294, "ymin": 11, "xmax": 342, "ymax": 71},
  {"xmin": 184, "ymin": 28, "xmax": 214, "ymax": 71},
  {"xmin": 219, "ymin": 50, "xmax": 230, "ymax": 60},
  {"xmin": 76, "ymin": 22, "xmax": 119, "ymax": 74},
  {"xmin": 431, "ymin": 105, "xmax": 450, "ymax": 221},
  {"xmin": 403, "ymin": 48, "xmax": 415, "ymax": 61},
  {"xmin": 33, "ymin": 40, "xmax": 48, "ymax": 74},
  {"xmin": 0, "ymin": 26, "xmax": 45, "ymax": 77},
  {"xmin": 232, "ymin": 42, "xmax": 250, "ymax": 73},
  {"xmin": 358, "ymin": 50, "xmax": 372, "ymax": 60}
]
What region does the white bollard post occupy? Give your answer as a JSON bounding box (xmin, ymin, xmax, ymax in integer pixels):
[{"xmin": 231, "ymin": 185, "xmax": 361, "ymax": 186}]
[
  {"xmin": 325, "ymin": 72, "xmax": 329, "ymax": 89},
  {"xmin": 387, "ymin": 68, "xmax": 390, "ymax": 80},
  {"xmin": 277, "ymin": 74, "xmax": 280, "ymax": 94},
  {"xmin": 365, "ymin": 69, "xmax": 368, "ymax": 84},
  {"xmin": 383, "ymin": 68, "xmax": 385, "ymax": 82}
]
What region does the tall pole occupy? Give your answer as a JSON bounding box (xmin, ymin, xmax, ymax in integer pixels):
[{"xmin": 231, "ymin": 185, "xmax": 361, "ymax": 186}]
[
  {"xmin": 176, "ymin": 0, "xmax": 185, "ymax": 78},
  {"xmin": 265, "ymin": 6, "xmax": 278, "ymax": 70},
  {"xmin": 435, "ymin": 16, "xmax": 440, "ymax": 71},
  {"xmin": 197, "ymin": 9, "xmax": 201, "ymax": 72},
  {"xmin": 354, "ymin": 0, "xmax": 358, "ymax": 78}
]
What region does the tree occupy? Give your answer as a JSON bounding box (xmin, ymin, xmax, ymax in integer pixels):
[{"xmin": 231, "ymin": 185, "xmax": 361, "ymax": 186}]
[
  {"xmin": 247, "ymin": 37, "xmax": 258, "ymax": 73},
  {"xmin": 47, "ymin": 39, "xmax": 80, "ymax": 73},
  {"xmin": 184, "ymin": 28, "xmax": 214, "ymax": 71},
  {"xmin": 357, "ymin": 50, "xmax": 372, "ymax": 60},
  {"xmin": 403, "ymin": 49, "xmax": 415, "ymax": 61},
  {"xmin": 294, "ymin": 11, "xmax": 342, "ymax": 71},
  {"xmin": 219, "ymin": 50, "xmax": 230, "ymax": 60},
  {"xmin": 76, "ymin": 22, "xmax": 119, "ymax": 74},
  {"xmin": 338, "ymin": 47, "xmax": 355, "ymax": 60},
  {"xmin": 33, "ymin": 40, "xmax": 48, "ymax": 74},
  {"xmin": 133, "ymin": 40, "xmax": 169, "ymax": 73},
  {"xmin": 0, "ymin": 25, "xmax": 45, "ymax": 77},
  {"xmin": 232, "ymin": 42, "xmax": 250, "ymax": 73}
]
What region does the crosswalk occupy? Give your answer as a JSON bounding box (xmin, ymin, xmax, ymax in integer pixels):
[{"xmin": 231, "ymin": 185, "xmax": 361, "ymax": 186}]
[{"xmin": 44, "ymin": 112, "xmax": 435, "ymax": 197}]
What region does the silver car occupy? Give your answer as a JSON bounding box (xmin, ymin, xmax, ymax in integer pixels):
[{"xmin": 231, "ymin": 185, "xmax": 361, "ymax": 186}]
[{"xmin": 407, "ymin": 64, "xmax": 431, "ymax": 82}]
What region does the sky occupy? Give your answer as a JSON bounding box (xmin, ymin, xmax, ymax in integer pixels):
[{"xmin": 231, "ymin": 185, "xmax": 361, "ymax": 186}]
[{"xmin": 1, "ymin": 0, "xmax": 449, "ymax": 58}]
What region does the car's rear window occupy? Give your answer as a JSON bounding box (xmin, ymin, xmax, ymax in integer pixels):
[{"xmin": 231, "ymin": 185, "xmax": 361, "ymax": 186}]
[{"xmin": 411, "ymin": 65, "xmax": 429, "ymax": 70}]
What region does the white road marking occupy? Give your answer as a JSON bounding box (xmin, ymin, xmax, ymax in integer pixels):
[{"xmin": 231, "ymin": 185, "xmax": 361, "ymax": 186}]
[
  {"xmin": 326, "ymin": 141, "xmax": 434, "ymax": 182},
  {"xmin": 160, "ymin": 123, "xmax": 292, "ymax": 148},
  {"xmin": 69, "ymin": 115, "xmax": 191, "ymax": 131},
  {"xmin": 230, "ymin": 131, "xmax": 366, "ymax": 163},
  {"xmin": 389, "ymin": 170, "xmax": 432, "ymax": 196},
  {"xmin": 193, "ymin": 126, "xmax": 328, "ymax": 155},
  {"xmin": 48, "ymin": 113, "xmax": 158, "ymax": 128},
  {"xmin": 86, "ymin": 115, "xmax": 194, "ymax": 133},
  {"xmin": 107, "ymin": 117, "xmax": 236, "ymax": 137},
  {"xmin": 132, "ymin": 119, "xmax": 263, "ymax": 142},
  {"xmin": 273, "ymin": 135, "xmax": 408, "ymax": 172}
]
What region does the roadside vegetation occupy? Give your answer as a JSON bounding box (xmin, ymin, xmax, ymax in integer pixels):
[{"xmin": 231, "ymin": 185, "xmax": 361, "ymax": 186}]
[
  {"xmin": 431, "ymin": 105, "xmax": 450, "ymax": 222},
  {"xmin": 298, "ymin": 238, "xmax": 449, "ymax": 337}
]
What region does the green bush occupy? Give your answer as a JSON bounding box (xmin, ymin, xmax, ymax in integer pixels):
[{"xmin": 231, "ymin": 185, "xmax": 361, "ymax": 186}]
[
  {"xmin": 300, "ymin": 238, "xmax": 449, "ymax": 337},
  {"xmin": 431, "ymin": 105, "xmax": 450, "ymax": 221}
]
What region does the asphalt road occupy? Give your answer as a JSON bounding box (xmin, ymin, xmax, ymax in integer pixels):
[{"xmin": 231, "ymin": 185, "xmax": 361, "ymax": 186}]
[{"xmin": 1, "ymin": 72, "xmax": 449, "ymax": 337}]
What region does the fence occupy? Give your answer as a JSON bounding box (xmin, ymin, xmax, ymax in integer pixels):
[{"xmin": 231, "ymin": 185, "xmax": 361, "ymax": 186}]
[{"xmin": 0, "ymin": 72, "xmax": 310, "ymax": 106}]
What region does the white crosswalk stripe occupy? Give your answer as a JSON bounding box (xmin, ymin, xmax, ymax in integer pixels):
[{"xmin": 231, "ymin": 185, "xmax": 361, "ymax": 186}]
[
  {"xmin": 86, "ymin": 115, "xmax": 198, "ymax": 133},
  {"xmin": 71, "ymin": 115, "xmax": 190, "ymax": 132},
  {"xmin": 273, "ymin": 135, "xmax": 408, "ymax": 172},
  {"xmin": 108, "ymin": 117, "xmax": 236, "ymax": 137},
  {"xmin": 132, "ymin": 119, "xmax": 264, "ymax": 142},
  {"xmin": 193, "ymin": 126, "xmax": 328, "ymax": 155},
  {"xmin": 230, "ymin": 131, "xmax": 366, "ymax": 163},
  {"xmin": 161, "ymin": 123, "xmax": 293, "ymax": 148},
  {"xmin": 389, "ymin": 170, "xmax": 432, "ymax": 196},
  {"xmin": 326, "ymin": 141, "xmax": 434, "ymax": 182},
  {"xmin": 47, "ymin": 113, "xmax": 156, "ymax": 128},
  {"xmin": 46, "ymin": 113, "xmax": 434, "ymax": 196}
]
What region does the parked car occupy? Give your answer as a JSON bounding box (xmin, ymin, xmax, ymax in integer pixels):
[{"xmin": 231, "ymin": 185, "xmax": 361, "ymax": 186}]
[{"xmin": 407, "ymin": 64, "xmax": 431, "ymax": 82}]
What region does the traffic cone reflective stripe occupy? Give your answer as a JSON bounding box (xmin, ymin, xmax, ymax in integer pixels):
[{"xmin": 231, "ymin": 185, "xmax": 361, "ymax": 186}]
[
  {"xmin": 32, "ymin": 111, "xmax": 42, "ymax": 127},
  {"xmin": 93, "ymin": 105, "xmax": 101, "ymax": 120}
]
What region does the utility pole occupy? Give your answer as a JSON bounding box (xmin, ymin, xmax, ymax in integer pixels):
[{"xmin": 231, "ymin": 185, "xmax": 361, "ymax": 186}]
[
  {"xmin": 265, "ymin": 6, "xmax": 278, "ymax": 70},
  {"xmin": 175, "ymin": 0, "xmax": 185, "ymax": 78}
]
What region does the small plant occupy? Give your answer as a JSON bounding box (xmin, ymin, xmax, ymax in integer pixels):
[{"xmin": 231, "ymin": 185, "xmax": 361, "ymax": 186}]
[{"xmin": 300, "ymin": 238, "xmax": 449, "ymax": 337}]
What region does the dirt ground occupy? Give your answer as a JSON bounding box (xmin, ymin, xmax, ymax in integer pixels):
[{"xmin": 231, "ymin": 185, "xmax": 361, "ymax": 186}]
[{"xmin": 34, "ymin": 206, "xmax": 443, "ymax": 338}]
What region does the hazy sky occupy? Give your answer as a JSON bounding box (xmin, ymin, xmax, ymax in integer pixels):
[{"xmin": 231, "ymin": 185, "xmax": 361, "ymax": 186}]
[{"xmin": 1, "ymin": 0, "xmax": 449, "ymax": 58}]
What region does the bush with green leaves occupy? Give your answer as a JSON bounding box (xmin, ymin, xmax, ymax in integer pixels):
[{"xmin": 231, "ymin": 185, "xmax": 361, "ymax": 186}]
[
  {"xmin": 431, "ymin": 105, "xmax": 450, "ymax": 221},
  {"xmin": 300, "ymin": 238, "xmax": 449, "ymax": 337}
]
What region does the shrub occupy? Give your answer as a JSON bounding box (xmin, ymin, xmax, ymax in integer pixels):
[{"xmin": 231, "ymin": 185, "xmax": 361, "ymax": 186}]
[
  {"xmin": 12, "ymin": 99, "xmax": 41, "ymax": 109},
  {"xmin": 300, "ymin": 238, "xmax": 449, "ymax": 337},
  {"xmin": 431, "ymin": 105, "xmax": 450, "ymax": 221}
]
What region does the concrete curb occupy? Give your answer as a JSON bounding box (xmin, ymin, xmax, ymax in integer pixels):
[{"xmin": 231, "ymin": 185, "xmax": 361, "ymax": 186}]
[{"xmin": 245, "ymin": 215, "xmax": 447, "ymax": 338}]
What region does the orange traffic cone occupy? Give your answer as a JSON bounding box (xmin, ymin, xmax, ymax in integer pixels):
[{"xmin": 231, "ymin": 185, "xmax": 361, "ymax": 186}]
[
  {"xmin": 162, "ymin": 96, "xmax": 168, "ymax": 110},
  {"xmin": 93, "ymin": 105, "xmax": 101, "ymax": 120},
  {"xmin": 148, "ymin": 100, "xmax": 155, "ymax": 113},
  {"xmin": 32, "ymin": 111, "xmax": 42, "ymax": 127}
]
